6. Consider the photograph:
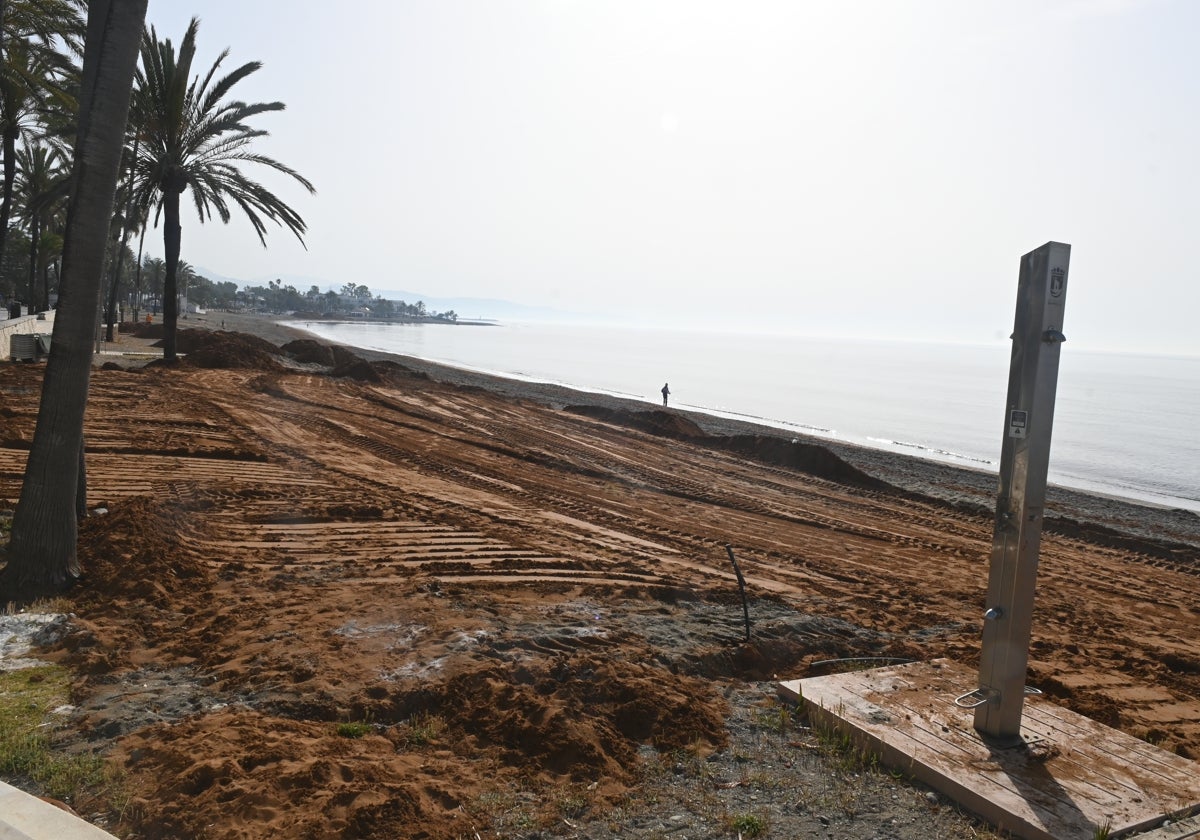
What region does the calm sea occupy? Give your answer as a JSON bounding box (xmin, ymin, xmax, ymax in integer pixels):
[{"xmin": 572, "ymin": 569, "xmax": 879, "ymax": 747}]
[{"xmin": 288, "ymin": 320, "xmax": 1200, "ymax": 513}]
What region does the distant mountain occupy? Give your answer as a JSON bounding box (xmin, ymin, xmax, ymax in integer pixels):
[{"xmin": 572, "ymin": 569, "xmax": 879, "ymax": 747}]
[{"xmin": 192, "ymin": 267, "xmax": 582, "ymax": 323}]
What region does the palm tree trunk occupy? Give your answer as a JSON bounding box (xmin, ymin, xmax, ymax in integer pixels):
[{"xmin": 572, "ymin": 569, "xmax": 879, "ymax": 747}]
[
  {"xmin": 39, "ymin": 253, "xmax": 49, "ymax": 312},
  {"xmin": 104, "ymin": 133, "xmax": 140, "ymax": 341},
  {"xmin": 26, "ymin": 216, "xmax": 38, "ymax": 305},
  {"xmin": 0, "ymin": 125, "xmax": 17, "ymax": 280},
  {"xmin": 0, "ymin": 0, "xmax": 8, "ymax": 297},
  {"xmin": 103, "ymin": 260, "xmax": 117, "ymax": 340},
  {"xmin": 162, "ymin": 189, "xmax": 181, "ymax": 361},
  {"xmin": 103, "ymin": 231, "xmax": 119, "ymax": 341},
  {"xmin": 0, "ymin": 0, "xmax": 149, "ymax": 604},
  {"xmin": 76, "ymin": 437, "xmax": 87, "ymax": 521},
  {"xmin": 132, "ymin": 221, "xmax": 145, "ymax": 322}
]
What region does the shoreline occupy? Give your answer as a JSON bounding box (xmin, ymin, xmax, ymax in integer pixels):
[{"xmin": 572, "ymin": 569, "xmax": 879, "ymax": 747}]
[{"xmin": 178, "ymin": 310, "xmax": 1200, "ymax": 550}]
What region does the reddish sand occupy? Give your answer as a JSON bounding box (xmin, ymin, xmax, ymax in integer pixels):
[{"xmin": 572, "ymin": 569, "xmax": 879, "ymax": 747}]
[{"xmin": 0, "ymin": 325, "xmax": 1197, "ymax": 838}]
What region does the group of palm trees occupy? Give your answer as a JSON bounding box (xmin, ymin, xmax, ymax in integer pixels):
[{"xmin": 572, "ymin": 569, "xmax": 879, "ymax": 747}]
[
  {"xmin": 1, "ymin": 1, "xmax": 313, "ymax": 361},
  {"xmin": 0, "ymin": 1, "xmax": 312, "ymax": 601}
]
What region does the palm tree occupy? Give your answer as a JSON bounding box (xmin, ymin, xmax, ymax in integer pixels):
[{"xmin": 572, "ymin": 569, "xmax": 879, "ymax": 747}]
[
  {"xmin": 13, "ymin": 140, "xmax": 69, "ymax": 307},
  {"xmin": 175, "ymin": 257, "xmax": 195, "ymax": 312},
  {"xmin": 128, "ymin": 199, "xmax": 150, "ymax": 321},
  {"xmin": 140, "ymin": 253, "xmax": 164, "ymax": 312},
  {"xmin": 0, "ymin": 0, "xmax": 83, "ymax": 274},
  {"xmin": 0, "ymin": 0, "xmax": 84, "ymax": 52},
  {"xmin": 134, "ymin": 18, "xmax": 314, "ymax": 361},
  {"xmin": 1, "ymin": 0, "xmax": 149, "ymax": 603},
  {"xmin": 102, "ymin": 143, "xmax": 138, "ymax": 339}
]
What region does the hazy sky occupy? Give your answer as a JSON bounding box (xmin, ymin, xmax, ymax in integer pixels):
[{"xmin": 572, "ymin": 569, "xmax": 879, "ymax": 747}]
[{"xmin": 143, "ymin": 0, "xmax": 1199, "ymax": 354}]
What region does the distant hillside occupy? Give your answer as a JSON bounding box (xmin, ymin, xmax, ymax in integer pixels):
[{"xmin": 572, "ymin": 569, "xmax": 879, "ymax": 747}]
[{"xmin": 192, "ymin": 266, "xmax": 581, "ymax": 323}]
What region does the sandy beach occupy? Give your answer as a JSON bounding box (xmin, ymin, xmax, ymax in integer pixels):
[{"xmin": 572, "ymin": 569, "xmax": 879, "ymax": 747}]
[{"xmin": 1, "ymin": 313, "xmax": 1197, "ymax": 838}]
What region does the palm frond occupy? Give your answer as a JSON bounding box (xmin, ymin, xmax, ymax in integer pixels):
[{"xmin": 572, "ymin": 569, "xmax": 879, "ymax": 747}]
[{"xmin": 130, "ymin": 17, "xmax": 313, "ymax": 246}]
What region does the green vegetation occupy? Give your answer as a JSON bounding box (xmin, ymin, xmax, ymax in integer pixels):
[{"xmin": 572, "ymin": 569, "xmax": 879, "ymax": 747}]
[
  {"xmin": 467, "ymin": 789, "xmax": 538, "ymax": 833},
  {"xmin": 0, "ymin": 664, "xmax": 112, "ymax": 801},
  {"xmin": 814, "ymin": 719, "xmax": 881, "ymax": 775},
  {"xmin": 754, "ymin": 702, "xmax": 793, "ymax": 735},
  {"xmin": 728, "ymin": 812, "xmax": 767, "ymax": 837},
  {"xmin": 404, "ymin": 711, "xmax": 445, "ymax": 746},
  {"xmin": 555, "ymin": 790, "xmax": 589, "ymax": 819},
  {"xmin": 335, "ymin": 720, "xmax": 372, "ymax": 739},
  {"xmin": 0, "ymin": 0, "xmax": 84, "ymax": 305}
]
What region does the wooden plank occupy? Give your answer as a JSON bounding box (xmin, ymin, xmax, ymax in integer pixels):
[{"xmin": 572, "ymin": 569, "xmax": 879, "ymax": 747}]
[
  {"xmin": 1134, "ymin": 813, "xmax": 1200, "ymax": 839},
  {"xmin": 778, "ymin": 659, "xmax": 1200, "ymax": 840}
]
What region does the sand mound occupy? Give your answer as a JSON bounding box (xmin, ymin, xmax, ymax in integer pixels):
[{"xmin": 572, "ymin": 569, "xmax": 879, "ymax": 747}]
[
  {"xmin": 280, "ymin": 339, "xmax": 336, "ymax": 366},
  {"xmin": 566, "ymin": 406, "xmax": 896, "ymax": 492},
  {"xmin": 108, "ymin": 654, "xmax": 729, "ymax": 839},
  {"xmin": 129, "ymin": 322, "xmax": 165, "ymax": 340},
  {"xmin": 60, "ymin": 497, "xmax": 216, "ymax": 673},
  {"xmin": 440, "ymin": 656, "xmax": 727, "ymax": 781},
  {"xmin": 331, "ymin": 358, "xmax": 382, "ymax": 382},
  {"xmin": 368, "ymin": 359, "xmax": 428, "ymax": 381},
  {"xmin": 321, "ymin": 345, "xmax": 378, "ymax": 381},
  {"xmin": 175, "ymin": 330, "xmax": 285, "ymax": 371},
  {"xmin": 565, "ymin": 405, "xmax": 707, "ymax": 440},
  {"xmin": 325, "ymin": 346, "xmax": 397, "ymax": 382},
  {"xmin": 330, "ymin": 345, "xmax": 362, "ymax": 368},
  {"xmin": 715, "ymin": 435, "xmax": 898, "ymax": 492},
  {"xmin": 279, "ymin": 340, "xmax": 424, "ymax": 383},
  {"xmin": 114, "ymin": 709, "xmax": 482, "ymax": 839},
  {"xmin": 75, "ymin": 497, "xmax": 213, "ymax": 605},
  {"xmin": 1047, "ymin": 515, "xmax": 1200, "ymax": 566},
  {"xmin": 181, "ymin": 345, "xmax": 282, "ymax": 371},
  {"xmin": 138, "ymin": 328, "xmax": 286, "ymax": 371}
]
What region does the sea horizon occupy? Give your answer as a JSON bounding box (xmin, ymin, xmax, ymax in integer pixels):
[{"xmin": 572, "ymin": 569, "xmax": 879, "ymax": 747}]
[{"xmin": 286, "ymin": 319, "xmax": 1200, "ymax": 514}]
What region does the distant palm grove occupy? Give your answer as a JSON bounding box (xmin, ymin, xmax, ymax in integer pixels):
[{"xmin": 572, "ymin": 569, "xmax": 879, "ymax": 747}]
[
  {"xmin": 0, "ymin": 6, "xmax": 421, "ymax": 355},
  {"xmin": 129, "ymin": 261, "xmax": 458, "ymax": 323},
  {"xmin": 232, "ymin": 279, "xmax": 459, "ymax": 323}
]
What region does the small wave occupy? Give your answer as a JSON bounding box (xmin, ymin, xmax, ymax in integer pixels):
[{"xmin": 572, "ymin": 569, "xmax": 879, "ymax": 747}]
[
  {"xmin": 1048, "ymin": 471, "xmax": 1200, "ymax": 513},
  {"xmin": 686, "ymin": 405, "xmax": 832, "ymax": 434},
  {"xmin": 868, "ymin": 437, "xmax": 994, "ymax": 466}
]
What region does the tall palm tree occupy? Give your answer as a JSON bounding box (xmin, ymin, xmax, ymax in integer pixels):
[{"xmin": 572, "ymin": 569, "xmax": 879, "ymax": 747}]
[
  {"xmin": 0, "ymin": 0, "xmax": 85, "ymax": 52},
  {"xmin": 102, "ymin": 142, "xmax": 136, "ymax": 339},
  {"xmin": 1, "ymin": 0, "xmax": 149, "ymax": 603},
  {"xmin": 140, "ymin": 253, "xmax": 163, "ymax": 312},
  {"xmin": 13, "ymin": 139, "xmax": 68, "ymax": 306},
  {"xmin": 175, "ymin": 258, "xmax": 194, "ymax": 312},
  {"xmin": 128, "ymin": 198, "xmax": 149, "ymax": 320},
  {"xmin": 134, "ymin": 18, "xmax": 314, "ymax": 361}
]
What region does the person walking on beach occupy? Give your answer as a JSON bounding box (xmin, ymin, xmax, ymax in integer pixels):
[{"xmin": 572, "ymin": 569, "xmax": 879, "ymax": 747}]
[{"xmin": 661, "ymin": 382, "xmax": 670, "ymax": 407}]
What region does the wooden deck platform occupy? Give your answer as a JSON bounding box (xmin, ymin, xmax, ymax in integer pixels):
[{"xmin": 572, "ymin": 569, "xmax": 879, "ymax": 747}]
[{"xmin": 778, "ymin": 659, "xmax": 1200, "ymax": 840}]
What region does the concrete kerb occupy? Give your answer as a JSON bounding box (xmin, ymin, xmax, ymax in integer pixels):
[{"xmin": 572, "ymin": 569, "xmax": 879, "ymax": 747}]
[{"xmin": 0, "ymin": 781, "xmax": 118, "ymax": 839}]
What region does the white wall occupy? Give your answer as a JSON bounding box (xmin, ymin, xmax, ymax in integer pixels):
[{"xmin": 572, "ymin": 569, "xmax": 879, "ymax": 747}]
[{"xmin": 0, "ymin": 311, "xmax": 56, "ymax": 360}]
